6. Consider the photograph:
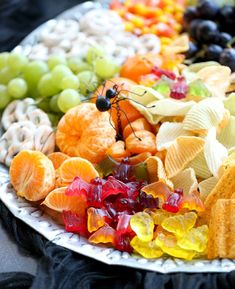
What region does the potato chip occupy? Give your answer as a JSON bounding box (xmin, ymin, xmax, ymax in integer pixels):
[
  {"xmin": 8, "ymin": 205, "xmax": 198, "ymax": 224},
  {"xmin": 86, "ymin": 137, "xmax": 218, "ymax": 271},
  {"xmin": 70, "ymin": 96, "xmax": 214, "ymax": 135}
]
[
  {"xmin": 187, "ymin": 151, "xmax": 212, "ymax": 179},
  {"xmin": 183, "ymin": 98, "xmax": 225, "ymax": 132},
  {"xmin": 171, "ymin": 168, "xmax": 198, "ymax": 195},
  {"xmin": 165, "ymin": 136, "xmax": 205, "ymax": 178},
  {"xmin": 203, "ymin": 164, "xmax": 235, "ymax": 222},
  {"xmin": 187, "ymin": 61, "xmax": 221, "ymax": 73},
  {"xmin": 208, "ymin": 199, "xmax": 235, "ymax": 259},
  {"xmin": 204, "ymin": 128, "xmax": 228, "ymax": 177},
  {"xmin": 224, "ymin": 93, "xmax": 235, "ymax": 116},
  {"xmin": 197, "ymin": 65, "xmax": 231, "ymax": 98},
  {"xmin": 129, "ymin": 85, "xmax": 164, "ymax": 106},
  {"xmin": 156, "ymin": 122, "xmax": 193, "ymax": 151},
  {"xmin": 148, "ymin": 99, "xmax": 195, "ymax": 117},
  {"xmin": 145, "ymin": 156, "xmax": 173, "ymax": 188},
  {"xmin": 198, "ymin": 177, "xmax": 218, "ymax": 201},
  {"xmin": 218, "ymin": 151, "xmax": 235, "ymax": 178},
  {"xmin": 218, "ymin": 116, "xmax": 235, "ymax": 149}
]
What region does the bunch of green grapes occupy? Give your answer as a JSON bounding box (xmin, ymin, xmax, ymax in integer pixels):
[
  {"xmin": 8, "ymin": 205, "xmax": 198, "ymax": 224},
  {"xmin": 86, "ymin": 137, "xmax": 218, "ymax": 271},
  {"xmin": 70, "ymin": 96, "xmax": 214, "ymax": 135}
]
[{"xmin": 0, "ymin": 46, "xmax": 120, "ymax": 123}]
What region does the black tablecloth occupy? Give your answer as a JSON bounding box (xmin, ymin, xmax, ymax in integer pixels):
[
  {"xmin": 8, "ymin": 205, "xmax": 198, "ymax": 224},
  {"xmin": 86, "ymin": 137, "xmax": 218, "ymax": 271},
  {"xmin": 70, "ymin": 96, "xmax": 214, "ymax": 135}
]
[{"xmin": 0, "ymin": 1, "xmax": 235, "ymax": 288}]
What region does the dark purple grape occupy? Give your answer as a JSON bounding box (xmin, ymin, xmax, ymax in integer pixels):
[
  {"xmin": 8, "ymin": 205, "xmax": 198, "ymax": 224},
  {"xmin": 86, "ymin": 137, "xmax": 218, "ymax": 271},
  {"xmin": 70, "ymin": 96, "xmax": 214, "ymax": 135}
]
[
  {"xmin": 196, "ymin": 20, "xmax": 218, "ymax": 43},
  {"xmin": 205, "ymin": 44, "xmax": 223, "ymax": 61},
  {"xmin": 218, "ymin": 5, "xmax": 235, "ymax": 34},
  {"xmin": 189, "ymin": 19, "xmax": 202, "ymax": 40},
  {"xmin": 216, "ymin": 32, "xmax": 232, "ymax": 48},
  {"xmin": 197, "ymin": 0, "xmax": 219, "ymax": 19},
  {"xmin": 184, "ymin": 6, "xmax": 198, "ymax": 24},
  {"xmin": 220, "ymin": 48, "xmax": 235, "ymax": 72},
  {"xmin": 186, "ymin": 42, "xmax": 199, "ymax": 58}
]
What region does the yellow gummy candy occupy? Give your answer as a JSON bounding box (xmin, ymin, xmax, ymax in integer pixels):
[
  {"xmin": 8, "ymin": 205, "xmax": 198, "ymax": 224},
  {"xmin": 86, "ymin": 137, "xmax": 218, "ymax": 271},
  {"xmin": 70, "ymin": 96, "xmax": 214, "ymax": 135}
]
[
  {"xmin": 177, "ymin": 225, "xmax": 209, "ymax": 253},
  {"xmin": 130, "ymin": 212, "xmax": 154, "ymax": 242},
  {"xmin": 161, "ymin": 212, "xmax": 197, "ymax": 237},
  {"xmin": 131, "ymin": 236, "xmax": 163, "ymax": 259},
  {"xmin": 147, "ymin": 209, "xmax": 172, "ymax": 225},
  {"xmin": 155, "ymin": 232, "xmax": 196, "ymax": 260}
]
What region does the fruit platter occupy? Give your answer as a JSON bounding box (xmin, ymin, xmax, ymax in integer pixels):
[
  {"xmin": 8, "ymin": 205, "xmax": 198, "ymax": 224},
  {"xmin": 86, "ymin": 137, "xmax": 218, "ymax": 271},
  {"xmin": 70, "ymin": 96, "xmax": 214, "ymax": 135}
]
[{"xmin": 0, "ymin": 0, "xmax": 235, "ymax": 273}]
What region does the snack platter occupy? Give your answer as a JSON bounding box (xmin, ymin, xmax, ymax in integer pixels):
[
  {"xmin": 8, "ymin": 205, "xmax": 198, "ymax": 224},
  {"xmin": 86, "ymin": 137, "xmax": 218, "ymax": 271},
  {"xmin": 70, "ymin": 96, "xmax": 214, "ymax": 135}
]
[{"xmin": 0, "ymin": 0, "xmax": 235, "ymax": 274}]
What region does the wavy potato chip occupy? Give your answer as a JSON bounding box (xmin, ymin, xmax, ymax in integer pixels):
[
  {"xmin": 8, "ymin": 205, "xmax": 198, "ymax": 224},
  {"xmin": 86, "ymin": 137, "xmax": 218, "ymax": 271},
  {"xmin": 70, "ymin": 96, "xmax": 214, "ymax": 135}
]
[
  {"xmin": 145, "ymin": 156, "xmax": 173, "ymax": 188},
  {"xmin": 156, "ymin": 122, "xmax": 194, "ymax": 151},
  {"xmin": 187, "ymin": 151, "xmax": 212, "ymax": 179},
  {"xmin": 204, "ymin": 128, "xmax": 228, "ymax": 177},
  {"xmin": 218, "ymin": 151, "xmax": 235, "ymax": 178},
  {"xmin": 224, "ymin": 93, "xmax": 235, "ymax": 116},
  {"xmin": 198, "ymin": 177, "xmax": 218, "ymax": 201},
  {"xmin": 183, "ymin": 98, "xmax": 225, "ymax": 132},
  {"xmin": 196, "ymin": 65, "xmax": 231, "ymax": 98},
  {"xmin": 171, "ymin": 168, "xmax": 198, "ymax": 195},
  {"xmin": 218, "ymin": 116, "xmax": 235, "ymax": 149},
  {"xmin": 129, "ymin": 85, "xmax": 164, "ymax": 106},
  {"xmin": 165, "ymin": 136, "xmax": 205, "ymax": 178}
]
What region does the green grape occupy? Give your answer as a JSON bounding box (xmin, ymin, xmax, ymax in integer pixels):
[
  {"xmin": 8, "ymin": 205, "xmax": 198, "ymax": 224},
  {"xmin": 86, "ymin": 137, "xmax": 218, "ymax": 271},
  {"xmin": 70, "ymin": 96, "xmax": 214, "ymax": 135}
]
[
  {"xmin": 7, "ymin": 78, "xmax": 28, "ymax": 99},
  {"xmin": 68, "ymin": 57, "xmax": 93, "ymax": 73},
  {"xmin": 58, "ymin": 89, "xmax": 81, "ymax": 113},
  {"xmin": 0, "ymin": 67, "xmax": 15, "ymax": 84},
  {"xmin": 23, "ymin": 60, "xmax": 48, "ymax": 85},
  {"xmin": 60, "ymin": 74, "xmax": 79, "ymax": 90},
  {"xmin": 27, "ymin": 83, "xmax": 40, "ymax": 99},
  {"xmin": 0, "ymin": 52, "xmax": 9, "ymax": 70},
  {"xmin": 38, "ymin": 73, "xmax": 60, "ymax": 97},
  {"xmin": 77, "ymin": 71, "xmax": 99, "ymax": 95},
  {"xmin": 0, "ymin": 84, "xmax": 11, "ymax": 109},
  {"xmin": 49, "ymin": 94, "xmax": 61, "ymax": 113},
  {"xmin": 47, "ymin": 113, "xmax": 61, "ymax": 127},
  {"xmin": 51, "ymin": 64, "xmax": 73, "ymax": 85},
  {"xmin": 86, "ymin": 45, "xmax": 105, "ymax": 64},
  {"xmin": 37, "ymin": 98, "xmax": 51, "ymax": 113},
  {"xmin": 48, "ymin": 54, "xmax": 67, "ymax": 70},
  {"xmin": 7, "ymin": 52, "xmax": 28, "ymax": 74},
  {"xmin": 187, "ymin": 79, "xmax": 211, "ymax": 101},
  {"xmin": 153, "ymin": 79, "xmax": 171, "ymax": 97},
  {"xmin": 94, "ymin": 57, "xmax": 119, "ymax": 79}
]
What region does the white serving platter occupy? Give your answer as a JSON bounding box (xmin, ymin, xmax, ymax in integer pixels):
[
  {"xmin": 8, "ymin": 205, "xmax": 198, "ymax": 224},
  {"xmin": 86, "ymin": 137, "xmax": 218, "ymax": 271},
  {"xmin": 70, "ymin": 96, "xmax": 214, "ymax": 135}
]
[{"xmin": 0, "ymin": 0, "xmax": 235, "ymax": 274}]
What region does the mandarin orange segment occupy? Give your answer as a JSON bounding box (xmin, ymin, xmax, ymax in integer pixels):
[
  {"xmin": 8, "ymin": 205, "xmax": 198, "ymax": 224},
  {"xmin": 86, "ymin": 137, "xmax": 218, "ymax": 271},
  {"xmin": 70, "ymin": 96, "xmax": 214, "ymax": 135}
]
[
  {"xmin": 125, "ymin": 130, "xmax": 157, "ymax": 154},
  {"xmin": 123, "ymin": 117, "xmax": 152, "ymax": 140},
  {"xmin": 48, "ymin": 152, "xmax": 70, "ymax": 170},
  {"xmin": 56, "ymin": 157, "xmax": 99, "ymax": 187},
  {"xmin": 56, "ymin": 103, "xmax": 116, "ymax": 163},
  {"xmin": 93, "ymin": 77, "xmax": 141, "ymax": 130},
  {"xmin": 42, "ymin": 187, "xmax": 87, "ymax": 215},
  {"xmin": 9, "ymin": 150, "xmax": 55, "ymax": 201},
  {"xmin": 106, "ymin": 140, "xmax": 131, "ymax": 160}
]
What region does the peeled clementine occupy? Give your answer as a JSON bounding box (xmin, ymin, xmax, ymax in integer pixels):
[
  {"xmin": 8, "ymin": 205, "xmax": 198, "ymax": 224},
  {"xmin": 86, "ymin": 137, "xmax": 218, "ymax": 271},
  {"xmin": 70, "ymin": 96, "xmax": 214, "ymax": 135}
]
[
  {"xmin": 9, "ymin": 150, "xmax": 55, "ymax": 201},
  {"xmin": 48, "ymin": 152, "xmax": 70, "ymax": 170},
  {"xmin": 106, "ymin": 140, "xmax": 131, "ymax": 160},
  {"xmin": 125, "ymin": 130, "xmax": 157, "ymax": 154},
  {"xmin": 123, "ymin": 117, "xmax": 152, "ymax": 140}
]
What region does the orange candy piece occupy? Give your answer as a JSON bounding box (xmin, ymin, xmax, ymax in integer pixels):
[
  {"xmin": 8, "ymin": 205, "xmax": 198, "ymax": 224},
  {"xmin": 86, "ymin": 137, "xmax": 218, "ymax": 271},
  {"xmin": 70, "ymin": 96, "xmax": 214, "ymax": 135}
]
[
  {"xmin": 56, "ymin": 157, "xmax": 99, "ymax": 187},
  {"xmin": 9, "ymin": 150, "xmax": 55, "ymax": 201},
  {"xmin": 56, "ymin": 103, "xmax": 116, "ymax": 163},
  {"xmin": 48, "ymin": 152, "xmax": 70, "ymax": 170},
  {"xmin": 88, "ymin": 224, "xmax": 116, "ymax": 245},
  {"xmin": 125, "ymin": 130, "xmax": 157, "ymax": 154},
  {"xmin": 42, "ymin": 187, "xmax": 87, "ymax": 215}
]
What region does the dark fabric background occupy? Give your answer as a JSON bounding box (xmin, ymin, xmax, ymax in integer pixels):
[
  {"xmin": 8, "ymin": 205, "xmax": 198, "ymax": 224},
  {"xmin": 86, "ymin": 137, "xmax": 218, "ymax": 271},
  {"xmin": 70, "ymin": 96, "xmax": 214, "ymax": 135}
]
[{"xmin": 0, "ymin": 0, "xmax": 235, "ymax": 288}]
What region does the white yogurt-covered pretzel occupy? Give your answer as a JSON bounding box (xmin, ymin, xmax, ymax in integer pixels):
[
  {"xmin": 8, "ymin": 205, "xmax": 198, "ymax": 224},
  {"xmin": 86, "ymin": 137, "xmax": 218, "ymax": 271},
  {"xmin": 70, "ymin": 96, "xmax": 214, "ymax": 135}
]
[{"xmin": 33, "ymin": 125, "xmax": 55, "ymax": 155}]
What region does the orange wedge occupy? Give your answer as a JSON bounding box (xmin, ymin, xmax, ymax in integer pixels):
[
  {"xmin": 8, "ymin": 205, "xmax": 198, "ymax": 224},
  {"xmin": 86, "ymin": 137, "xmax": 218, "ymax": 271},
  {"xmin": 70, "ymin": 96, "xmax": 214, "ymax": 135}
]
[
  {"xmin": 48, "ymin": 152, "xmax": 70, "ymax": 170},
  {"xmin": 9, "ymin": 150, "xmax": 55, "ymax": 201},
  {"xmin": 56, "ymin": 157, "xmax": 99, "ymax": 187},
  {"xmin": 42, "ymin": 187, "xmax": 87, "ymax": 215}
]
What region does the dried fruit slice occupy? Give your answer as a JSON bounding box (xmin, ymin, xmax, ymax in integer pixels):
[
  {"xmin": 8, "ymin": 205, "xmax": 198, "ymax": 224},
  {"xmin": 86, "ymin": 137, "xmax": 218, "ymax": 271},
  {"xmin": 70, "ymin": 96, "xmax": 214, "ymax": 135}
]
[
  {"xmin": 9, "ymin": 150, "xmax": 55, "ymax": 201},
  {"xmin": 48, "ymin": 152, "xmax": 70, "ymax": 170},
  {"xmin": 56, "ymin": 157, "xmax": 99, "ymax": 187},
  {"xmin": 42, "ymin": 187, "xmax": 87, "ymax": 215},
  {"xmin": 165, "ymin": 136, "xmax": 205, "ymax": 178}
]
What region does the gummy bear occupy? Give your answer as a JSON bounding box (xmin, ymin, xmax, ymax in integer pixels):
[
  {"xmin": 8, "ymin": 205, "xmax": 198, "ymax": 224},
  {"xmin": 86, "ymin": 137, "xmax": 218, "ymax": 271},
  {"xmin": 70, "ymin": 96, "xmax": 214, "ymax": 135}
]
[
  {"xmin": 162, "ymin": 189, "xmax": 183, "ymax": 213},
  {"xmin": 130, "ymin": 212, "xmax": 154, "ymax": 242},
  {"xmin": 63, "ymin": 210, "xmax": 89, "ymax": 237},
  {"xmin": 87, "ymin": 208, "xmax": 107, "ymax": 233},
  {"xmin": 65, "ymin": 177, "xmax": 90, "ymax": 197},
  {"xmin": 161, "ymin": 212, "xmax": 197, "ymax": 237},
  {"xmin": 102, "ymin": 176, "xmax": 129, "ymax": 201},
  {"xmin": 141, "ymin": 181, "xmax": 171, "ymax": 201},
  {"xmin": 180, "ymin": 190, "xmax": 205, "ymax": 213},
  {"xmin": 130, "ymin": 236, "xmax": 163, "ymax": 259},
  {"xmin": 177, "ymin": 225, "xmax": 208, "ymax": 253},
  {"xmin": 155, "ymin": 231, "xmax": 196, "ymax": 260},
  {"xmin": 88, "ymin": 224, "xmax": 116, "ymax": 245},
  {"xmin": 147, "ymin": 209, "xmax": 172, "ymax": 225}
]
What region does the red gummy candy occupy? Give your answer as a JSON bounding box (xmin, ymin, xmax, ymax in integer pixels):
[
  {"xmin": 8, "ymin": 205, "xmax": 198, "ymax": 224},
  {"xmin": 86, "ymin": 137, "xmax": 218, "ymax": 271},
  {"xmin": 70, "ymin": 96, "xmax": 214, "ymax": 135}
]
[
  {"xmin": 162, "ymin": 189, "xmax": 183, "ymax": 213},
  {"xmin": 170, "ymin": 76, "xmax": 188, "ymax": 100},
  {"xmin": 112, "ymin": 158, "xmax": 133, "ymax": 183},
  {"xmin": 63, "ymin": 210, "xmax": 89, "ymax": 237},
  {"xmin": 116, "ymin": 214, "xmax": 132, "ymax": 235},
  {"xmin": 87, "ymin": 178, "xmax": 105, "ymax": 208},
  {"xmin": 115, "ymin": 232, "xmax": 135, "ymax": 253},
  {"xmin": 151, "ymin": 66, "xmax": 176, "ymax": 80},
  {"xmin": 102, "ymin": 176, "xmax": 129, "ymax": 201},
  {"xmin": 65, "ymin": 177, "xmax": 90, "ymax": 197}
]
